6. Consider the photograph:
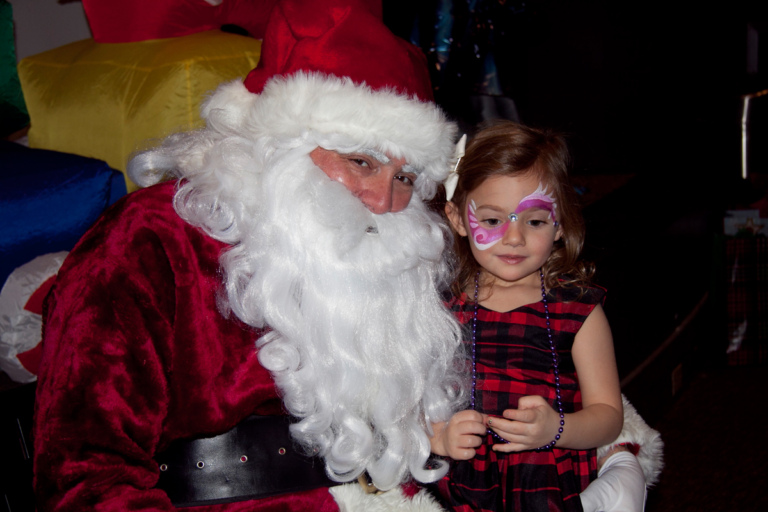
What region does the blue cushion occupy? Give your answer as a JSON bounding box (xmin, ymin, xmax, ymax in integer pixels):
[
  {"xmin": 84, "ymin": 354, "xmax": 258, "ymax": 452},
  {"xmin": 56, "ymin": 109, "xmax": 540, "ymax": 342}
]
[{"xmin": 0, "ymin": 142, "xmax": 126, "ymax": 286}]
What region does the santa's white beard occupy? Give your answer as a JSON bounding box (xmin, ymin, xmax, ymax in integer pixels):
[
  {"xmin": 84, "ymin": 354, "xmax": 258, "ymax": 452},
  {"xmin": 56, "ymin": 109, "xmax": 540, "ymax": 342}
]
[{"xmin": 174, "ymin": 142, "xmax": 467, "ymax": 490}]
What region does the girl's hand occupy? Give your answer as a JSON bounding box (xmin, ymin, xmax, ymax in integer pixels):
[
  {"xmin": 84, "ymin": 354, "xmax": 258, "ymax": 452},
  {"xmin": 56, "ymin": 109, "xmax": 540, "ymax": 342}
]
[
  {"xmin": 488, "ymin": 395, "xmax": 562, "ymax": 452},
  {"xmin": 430, "ymin": 410, "xmax": 486, "ymax": 460}
]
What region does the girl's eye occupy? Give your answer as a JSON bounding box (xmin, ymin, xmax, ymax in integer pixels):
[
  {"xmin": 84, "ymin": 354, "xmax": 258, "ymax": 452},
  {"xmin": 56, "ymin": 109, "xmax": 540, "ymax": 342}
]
[
  {"xmin": 482, "ymin": 218, "xmax": 503, "ymax": 227},
  {"xmin": 526, "ymin": 217, "xmax": 553, "ymax": 228}
]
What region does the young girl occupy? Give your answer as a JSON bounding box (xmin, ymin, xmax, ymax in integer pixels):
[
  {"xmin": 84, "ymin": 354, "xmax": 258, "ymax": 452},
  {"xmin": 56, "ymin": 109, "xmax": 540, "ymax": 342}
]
[{"xmin": 430, "ymin": 121, "xmax": 624, "ymax": 511}]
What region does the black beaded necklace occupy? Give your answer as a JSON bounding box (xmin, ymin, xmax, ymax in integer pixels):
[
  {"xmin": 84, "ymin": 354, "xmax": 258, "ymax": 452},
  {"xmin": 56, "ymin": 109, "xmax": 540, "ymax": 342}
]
[{"xmin": 470, "ymin": 269, "xmax": 565, "ymax": 451}]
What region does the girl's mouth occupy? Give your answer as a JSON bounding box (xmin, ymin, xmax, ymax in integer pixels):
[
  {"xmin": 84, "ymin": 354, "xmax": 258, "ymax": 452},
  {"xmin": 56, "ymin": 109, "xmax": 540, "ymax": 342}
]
[{"xmin": 497, "ymin": 255, "xmax": 525, "ymax": 265}]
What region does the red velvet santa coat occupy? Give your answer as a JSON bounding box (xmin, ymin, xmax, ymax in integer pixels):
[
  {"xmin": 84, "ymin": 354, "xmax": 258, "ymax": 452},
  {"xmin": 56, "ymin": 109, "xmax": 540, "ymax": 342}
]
[{"xmin": 34, "ymin": 181, "xmax": 339, "ymax": 511}]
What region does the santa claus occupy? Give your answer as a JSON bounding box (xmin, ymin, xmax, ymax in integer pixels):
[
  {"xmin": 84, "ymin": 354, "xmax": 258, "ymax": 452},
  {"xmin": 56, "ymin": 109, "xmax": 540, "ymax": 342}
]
[
  {"xmin": 33, "ymin": 1, "xmax": 660, "ymax": 511},
  {"xmin": 35, "ymin": 1, "xmax": 464, "ymax": 510}
]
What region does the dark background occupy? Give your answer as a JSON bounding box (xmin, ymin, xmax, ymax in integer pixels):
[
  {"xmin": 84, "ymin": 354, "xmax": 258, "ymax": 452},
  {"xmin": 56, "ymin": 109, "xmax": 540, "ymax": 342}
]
[{"xmin": 385, "ymin": 0, "xmax": 767, "ymax": 177}]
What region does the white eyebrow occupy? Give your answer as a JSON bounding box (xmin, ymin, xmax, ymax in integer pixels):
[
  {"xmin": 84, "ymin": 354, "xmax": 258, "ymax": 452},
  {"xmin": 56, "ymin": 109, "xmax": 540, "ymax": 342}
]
[
  {"xmin": 358, "ymin": 148, "xmax": 421, "ymax": 175},
  {"xmin": 358, "ymin": 148, "xmax": 390, "ymax": 164},
  {"xmin": 402, "ymin": 164, "xmax": 419, "ymax": 175}
]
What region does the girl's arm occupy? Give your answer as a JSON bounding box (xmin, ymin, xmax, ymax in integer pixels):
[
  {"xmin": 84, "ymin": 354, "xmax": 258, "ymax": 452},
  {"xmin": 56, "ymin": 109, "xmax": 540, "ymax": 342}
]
[
  {"xmin": 490, "ymin": 303, "xmax": 624, "ymax": 451},
  {"xmin": 430, "ymin": 410, "xmax": 487, "ymax": 460}
]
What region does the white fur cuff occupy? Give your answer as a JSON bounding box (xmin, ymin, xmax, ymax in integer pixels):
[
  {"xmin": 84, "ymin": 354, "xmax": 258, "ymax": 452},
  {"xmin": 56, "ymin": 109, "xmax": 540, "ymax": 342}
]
[
  {"xmin": 331, "ymin": 483, "xmax": 445, "ymax": 512},
  {"xmin": 597, "ymin": 395, "xmax": 665, "ymax": 486}
]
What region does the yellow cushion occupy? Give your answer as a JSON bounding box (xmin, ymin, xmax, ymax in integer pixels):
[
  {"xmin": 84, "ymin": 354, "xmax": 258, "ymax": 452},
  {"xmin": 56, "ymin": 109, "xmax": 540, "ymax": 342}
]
[{"xmin": 18, "ymin": 30, "xmax": 261, "ymax": 192}]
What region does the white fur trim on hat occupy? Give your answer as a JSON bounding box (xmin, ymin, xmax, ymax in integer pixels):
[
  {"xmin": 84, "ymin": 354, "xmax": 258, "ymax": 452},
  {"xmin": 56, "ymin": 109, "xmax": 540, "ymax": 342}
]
[{"xmin": 201, "ymin": 72, "xmax": 457, "ymax": 199}]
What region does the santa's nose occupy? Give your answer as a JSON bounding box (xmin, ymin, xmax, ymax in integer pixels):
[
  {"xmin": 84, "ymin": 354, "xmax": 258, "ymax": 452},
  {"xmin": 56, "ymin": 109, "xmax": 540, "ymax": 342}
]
[
  {"xmin": 357, "ymin": 163, "xmax": 412, "ymax": 214},
  {"xmin": 359, "ymin": 173, "xmax": 396, "ymax": 214}
]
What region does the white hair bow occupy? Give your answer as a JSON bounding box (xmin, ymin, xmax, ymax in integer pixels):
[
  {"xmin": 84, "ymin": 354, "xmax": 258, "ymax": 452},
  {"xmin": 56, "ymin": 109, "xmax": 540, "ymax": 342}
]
[{"xmin": 444, "ymin": 134, "xmax": 466, "ymax": 202}]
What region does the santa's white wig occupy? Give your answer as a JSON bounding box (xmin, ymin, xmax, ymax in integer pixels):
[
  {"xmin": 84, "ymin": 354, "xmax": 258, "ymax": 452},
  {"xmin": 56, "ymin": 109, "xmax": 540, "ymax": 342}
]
[{"xmin": 128, "ymin": 73, "xmax": 467, "ymax": 490}]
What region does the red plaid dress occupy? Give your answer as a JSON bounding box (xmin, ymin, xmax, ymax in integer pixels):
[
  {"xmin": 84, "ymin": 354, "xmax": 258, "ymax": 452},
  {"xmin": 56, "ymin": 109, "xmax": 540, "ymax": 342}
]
[{"xmin": 435, "ymin": 285, "xmax": 604, "ymax": 511}]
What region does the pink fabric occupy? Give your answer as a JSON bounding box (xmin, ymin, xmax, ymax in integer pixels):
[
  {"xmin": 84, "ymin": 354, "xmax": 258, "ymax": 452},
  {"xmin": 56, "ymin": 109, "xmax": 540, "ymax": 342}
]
[{"xmin": 34, "ymin": 181, "xmax": 338, "ymax": 511}]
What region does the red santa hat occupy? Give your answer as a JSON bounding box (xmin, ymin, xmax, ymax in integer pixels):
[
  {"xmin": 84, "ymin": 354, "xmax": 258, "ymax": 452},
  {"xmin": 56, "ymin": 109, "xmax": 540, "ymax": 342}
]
[{"xmin": 202, "ymin": 0, "xmax": 456, "ymax": 198}]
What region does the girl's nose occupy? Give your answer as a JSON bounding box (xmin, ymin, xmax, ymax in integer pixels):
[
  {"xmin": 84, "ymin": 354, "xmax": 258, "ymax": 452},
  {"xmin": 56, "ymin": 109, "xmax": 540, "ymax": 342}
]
[{"xmin": 502, "ymin": 221, "xmax": 525, "ymax": 246}]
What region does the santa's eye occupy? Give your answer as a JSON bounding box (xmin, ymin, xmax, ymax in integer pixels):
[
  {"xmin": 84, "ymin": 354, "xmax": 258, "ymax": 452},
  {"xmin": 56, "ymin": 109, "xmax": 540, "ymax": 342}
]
[
  {"xmin": 395, "ymin": 174, "xmax": 415, "ymax": 186},
  {"xmin": 349, "ymin": 158, "xmax": 371, "ymax": 168}
]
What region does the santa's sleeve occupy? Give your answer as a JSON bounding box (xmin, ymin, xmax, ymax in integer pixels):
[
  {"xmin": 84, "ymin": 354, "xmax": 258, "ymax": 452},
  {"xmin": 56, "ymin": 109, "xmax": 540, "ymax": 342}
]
[{"xmin": 34, "ymin": 196, "xmax": 179, "ymax": 511}]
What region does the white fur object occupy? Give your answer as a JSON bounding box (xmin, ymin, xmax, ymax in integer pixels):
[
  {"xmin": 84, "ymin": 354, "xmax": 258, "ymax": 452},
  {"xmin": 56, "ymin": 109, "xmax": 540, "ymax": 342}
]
[
  {"xmin": 0, "ymin": 251, "xmax": 68, "ymax": 383},
  {"xmin": 224, "ymin": 147, "xmax": 465, "ymax": 489},
  {"xmin": 331, "ymin": 484, "xmax": 445, "ymax": 512},
  {"xmin": 598, "ymin": 395, "xmax": 664, "ymax": 486}
]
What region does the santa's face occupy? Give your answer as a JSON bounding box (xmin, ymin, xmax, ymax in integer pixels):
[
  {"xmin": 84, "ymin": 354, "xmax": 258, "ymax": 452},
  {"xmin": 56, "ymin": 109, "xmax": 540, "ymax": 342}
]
[{"xmin": 310, "ymin": 147, "xmax": 418, "ymax": 214}]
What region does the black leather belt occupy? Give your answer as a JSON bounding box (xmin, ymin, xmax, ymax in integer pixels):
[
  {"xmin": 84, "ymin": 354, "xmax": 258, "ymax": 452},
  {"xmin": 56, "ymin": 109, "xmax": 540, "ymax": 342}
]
[{"xmin": 154, "ymin": 415, "xmax": 337, "ymax": 507}]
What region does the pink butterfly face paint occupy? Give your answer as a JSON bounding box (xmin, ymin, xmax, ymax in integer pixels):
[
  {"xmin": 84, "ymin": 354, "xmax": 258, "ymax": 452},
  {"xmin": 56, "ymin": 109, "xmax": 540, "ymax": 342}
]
[
  {"xmin": 468, "ymin": 199, "xmax": 508, "ymax": 250},
  {"xmin": 515, "ymin": 183, "xmax": 558, "ymax": 222},
  {"xmin": 467, "ymin": 183, "xmax": 558, "ymax": 251}
]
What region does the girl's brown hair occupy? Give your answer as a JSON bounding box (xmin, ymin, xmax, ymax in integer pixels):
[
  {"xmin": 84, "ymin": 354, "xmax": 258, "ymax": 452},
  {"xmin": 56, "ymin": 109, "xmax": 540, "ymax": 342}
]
[{"xmin": 447, "ymin": 121, "xmax": 593, "ymax": 298}]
